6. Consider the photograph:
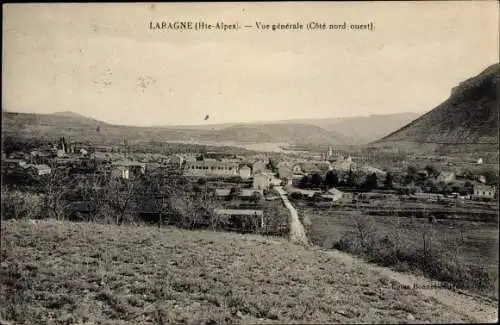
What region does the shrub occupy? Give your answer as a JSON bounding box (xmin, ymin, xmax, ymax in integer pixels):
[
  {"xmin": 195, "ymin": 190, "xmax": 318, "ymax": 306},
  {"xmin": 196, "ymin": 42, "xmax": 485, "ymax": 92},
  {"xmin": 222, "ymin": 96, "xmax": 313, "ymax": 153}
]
[{"xmin": 1, "ymin": 189, "xmax": 44, "ymax": 220}]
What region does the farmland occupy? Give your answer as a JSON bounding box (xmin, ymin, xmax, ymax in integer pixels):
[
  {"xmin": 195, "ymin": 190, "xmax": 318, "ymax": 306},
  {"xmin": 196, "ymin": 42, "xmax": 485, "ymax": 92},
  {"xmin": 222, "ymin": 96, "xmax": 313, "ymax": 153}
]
[{"xmin": 297, "ymin": 202, "xmax": 499, "ymax": 299}]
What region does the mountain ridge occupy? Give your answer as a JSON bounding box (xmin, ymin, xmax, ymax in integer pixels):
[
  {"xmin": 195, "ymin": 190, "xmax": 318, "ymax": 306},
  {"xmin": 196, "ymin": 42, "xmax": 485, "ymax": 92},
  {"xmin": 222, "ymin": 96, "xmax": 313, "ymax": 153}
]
[{"xmin": 377, "ymin": 63, "xmax": 499, "ymax": 148}]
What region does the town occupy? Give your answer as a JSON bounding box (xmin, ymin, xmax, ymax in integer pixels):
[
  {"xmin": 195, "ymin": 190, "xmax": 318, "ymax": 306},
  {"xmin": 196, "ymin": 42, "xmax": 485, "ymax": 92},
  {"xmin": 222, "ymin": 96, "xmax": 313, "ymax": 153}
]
[
  {"xmin": 1, "ymin": 3, "xmax": 498, "ymax": 324},
  {"xmin": 2, "ymin": 136, "xmax": 497, "ymax": 232}
]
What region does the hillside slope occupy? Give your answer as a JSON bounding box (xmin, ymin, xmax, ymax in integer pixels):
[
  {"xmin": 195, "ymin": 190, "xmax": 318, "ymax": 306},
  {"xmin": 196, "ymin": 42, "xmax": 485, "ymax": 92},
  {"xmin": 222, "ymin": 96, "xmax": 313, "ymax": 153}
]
[
  {"xmin": 160, "ymin": 112, "xmax": 421, "ymax": 144},
  {"xmin": 1, "ymin": 112, "xmax": 351, "ymax": 146},
  {"xmin": 378, "ymin": 63, "xmax": 499, "ymax": 147},
  {"xmin": 2, "ymin": 219, "xmax": 496, "ymax": 324},
  {"xmin": 212, "ymin": 123, "xmax": 353, "ymax": 145},
  {"xmin": 317, "ymin": 113, "xmax": 421, "ymax": 143}
]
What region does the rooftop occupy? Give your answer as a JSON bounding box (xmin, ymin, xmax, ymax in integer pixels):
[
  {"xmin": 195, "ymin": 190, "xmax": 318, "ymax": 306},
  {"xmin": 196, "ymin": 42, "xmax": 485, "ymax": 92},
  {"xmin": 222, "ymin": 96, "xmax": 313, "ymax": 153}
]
[{"xmin": 214, "ymin": 209, "xmax": 263, "ymax": 216}]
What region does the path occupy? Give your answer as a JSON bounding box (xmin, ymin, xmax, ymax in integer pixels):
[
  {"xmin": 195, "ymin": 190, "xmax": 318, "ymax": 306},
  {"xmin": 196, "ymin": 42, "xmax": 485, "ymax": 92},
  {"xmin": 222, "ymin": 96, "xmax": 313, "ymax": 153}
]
[
  {"xmin": 322, "ymin": 248, "xmax": 498, "ymax": 323},
  {"xmin": 275, "ymin": 186, "xmax": 309, "ymax": 246}
]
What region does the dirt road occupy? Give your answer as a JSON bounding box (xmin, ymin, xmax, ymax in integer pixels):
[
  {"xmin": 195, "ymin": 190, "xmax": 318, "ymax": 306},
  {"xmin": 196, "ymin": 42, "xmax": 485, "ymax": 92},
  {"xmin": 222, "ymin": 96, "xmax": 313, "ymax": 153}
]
[
  {"xmin": 275, "ymin": 186, "xmax": 308, "ymax": 246},
  {"xmin": 323, "ymin": 248, "xmax": 498, "ymax": 323}
]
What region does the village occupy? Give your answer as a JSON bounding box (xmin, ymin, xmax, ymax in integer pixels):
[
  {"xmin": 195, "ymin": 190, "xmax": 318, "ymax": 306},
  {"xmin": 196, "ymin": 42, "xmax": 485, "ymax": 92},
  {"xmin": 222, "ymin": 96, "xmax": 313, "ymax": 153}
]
[{"xmin": 2, "ymin": 136, "xmax": 497, "ymax": 235}]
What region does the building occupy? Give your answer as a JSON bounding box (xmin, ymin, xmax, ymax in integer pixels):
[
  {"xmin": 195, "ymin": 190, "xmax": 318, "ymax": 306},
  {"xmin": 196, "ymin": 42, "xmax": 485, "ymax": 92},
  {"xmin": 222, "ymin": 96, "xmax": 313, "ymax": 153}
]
[
  {"xmin": 252, "ymin": 161, "xmax": 267, "ymax": 174},
  {"xmin": 239, "ymin": 189, "xmax": 263, "ymax": 201},
  {"xmin": 184, "ymin": 160, "xmax": 239, "ymax": 178},
  {"xmin": 437, "ymin": 171, "xmax": 456, "ymax": 184},
  {"xmin": 292, "ymin": 164, "xmax": 303, "ymax": 174},
  {"xmin": 162, "ymin": 154, "xmax": 184, "ymax": 169},
  {"xmin": 300, "ymin": 161, "xmax": 332, "ymax": 174},
  {"xmin": 111, "ymin": 161, "xmax": 146, "ymax": 180},
  {"xmin": 29, "ymin": 164, "xmax": 52, "ymax": 176},
  {"xmin": 277, "ymin": 165, "xmax": 293, "ymax": 180},
  {"xmin": 473, "ymin": 184, "xmax": 496, "ymax": 200},
  {"xmin": 214, "ymin": 188, "xmax": 232, "ymax": 199},
  {"xmin": 239, "ymin": 165, "xmax": 252, "ymax": 180},
  {"xmin": 253, "ymin": 172, "xmax": 272, "ymax": 190}
]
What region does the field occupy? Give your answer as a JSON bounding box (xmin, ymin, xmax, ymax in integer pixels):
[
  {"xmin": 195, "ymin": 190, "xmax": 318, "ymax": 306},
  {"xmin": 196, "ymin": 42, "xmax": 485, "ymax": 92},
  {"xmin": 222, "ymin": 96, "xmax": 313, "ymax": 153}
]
[
  {"xmin": 0, "ymin": 219, "xmax": 487, "ymax": 325},
  {"xmin": 297, "ymin": 203, "xmax": 499, "ymax": 298}
]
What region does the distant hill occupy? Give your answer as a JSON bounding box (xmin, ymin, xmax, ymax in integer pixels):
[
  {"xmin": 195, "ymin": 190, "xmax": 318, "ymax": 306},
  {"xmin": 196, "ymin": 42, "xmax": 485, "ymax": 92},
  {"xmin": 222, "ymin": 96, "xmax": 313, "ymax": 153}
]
[
  {"xmin": 375, "ymin": 63, "xmax": 499, "ymax": 154},
  {"xmin": 159, "ymin": 112, "xmax": 422, "ymax": 144},
  {"xmin": 305, "ymin": 113, "xmax": 422, "ymax": 143},
  {"xmin": 211, "ymin": 123, "xmax": 353, "ymax": 145},
  {"xmin": 1, "ymin": 112, "xmax": 352, "ymax": 146}
]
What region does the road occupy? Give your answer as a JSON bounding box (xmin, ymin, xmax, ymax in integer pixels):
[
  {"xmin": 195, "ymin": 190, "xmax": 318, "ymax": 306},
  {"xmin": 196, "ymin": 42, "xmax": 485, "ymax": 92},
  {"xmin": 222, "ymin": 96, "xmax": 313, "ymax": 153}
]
[{"xmin": 275, "ymin": 186, "xmax": 308, "ymax": 245}]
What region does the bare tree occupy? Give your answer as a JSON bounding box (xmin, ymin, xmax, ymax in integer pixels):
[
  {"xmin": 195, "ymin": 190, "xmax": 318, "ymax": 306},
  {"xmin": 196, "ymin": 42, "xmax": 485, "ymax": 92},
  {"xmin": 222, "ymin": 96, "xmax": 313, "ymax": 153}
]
[
  {"xmin": 42, "ymin": 168, "xmax": 71, "ymax": 220},
  {"xmin": 104, "ymin": 177, "xmax": 137, "ymax": 225},
  {"xmin": 352, "ymin": 213, "xmax": 377, "ymax": 250}
]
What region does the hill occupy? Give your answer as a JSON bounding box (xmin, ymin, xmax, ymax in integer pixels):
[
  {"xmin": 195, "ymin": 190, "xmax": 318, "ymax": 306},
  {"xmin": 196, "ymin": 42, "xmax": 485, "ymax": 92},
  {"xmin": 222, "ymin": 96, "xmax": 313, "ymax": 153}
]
[
  {"xmin": 212, "ymin": 123, "xmax": 353, "ymax": 145},
  {"xmin": 310, "ymin": 113, "xmax": 421, "ymax": 144},
  {"xmin": 376, "ymin": 63, "xmax": 499, "ymax": 153},
  {"xmin": 1, "ymin": 219, "xmax": 496, "ymax": 324},
  {"xmin": 1, "ymin": 112, "xmax": 352, "ymax": 146},
  {"xmin": 160, "ymin": 112, "xmax": 422, "ymax": 144}
]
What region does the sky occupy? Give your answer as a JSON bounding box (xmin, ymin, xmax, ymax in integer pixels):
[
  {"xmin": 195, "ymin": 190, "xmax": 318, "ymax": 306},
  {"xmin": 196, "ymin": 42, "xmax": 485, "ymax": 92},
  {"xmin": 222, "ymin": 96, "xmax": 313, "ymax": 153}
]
[{"xmin": 2, "ymin": 2, "xmax": 499, "ymax": 126}]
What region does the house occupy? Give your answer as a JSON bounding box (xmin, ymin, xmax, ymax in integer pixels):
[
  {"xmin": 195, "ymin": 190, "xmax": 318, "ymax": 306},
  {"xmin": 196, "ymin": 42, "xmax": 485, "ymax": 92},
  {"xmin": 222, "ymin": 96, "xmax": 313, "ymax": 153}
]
[
  {"xmin": 476, "ymin": 158, "xmax": 484, "ymax": 165},
  {"xmin": 437, "ymin": 171, "xmax": 456, "ymax": 184},
  {"xmin": 214, "ymin": 188, "xmax": 232, "ymax": 199},
  {"xmin": 292, "ymin": 164, "xmax": 302, "ymax": 174},
  {"xmin": 111, "ymin": 160, "xmax": 146, "ymax": 180},
  {"xmin": 29, "ymin": 164, "xmax": 51, "ymax": 176},
  {"xmin": 472, "ymin": 184, "xmax": 496, "ymax": 200},
  {"xmin": 8, "ymin": 152, "xmax": 29, "ymax": 160},
  {"xmin": 184, "ymin": 160, "xmax": 239, "ymax": 178},
  {"xmin": 253, "ymin": 172, "xmax": 272, "ymax": 190},
  {"xmin": 163, "ymin": 154, "xmax": 184, "ymax": 169},
  {"xmin": 239, "ymin": 165, "xmax": 252, "ymax": 180},
  {"xmin": 239, "ymin": 189, "xmax": 263, "ymax": 201},
  {"xmin": 300, "ymin": 161, "xmax": 332, "ymax": 174},
  {"xmin": 325, "ymin": 187, "xmax": 344, "ymax": 201},
  {"xmin": 2, "ymin": 159, "xmax": 22, "ymax": 170},
  {"xmin": 252, "ymin": 161, "xmax": 267, "ymax": 174},
  {"xmin": 56, "ymin": 149, "xmax": 66, "ymax": 158},
  {"xmin": 277, "ymin": 165, "xmax": 293, "ymax": 180}
]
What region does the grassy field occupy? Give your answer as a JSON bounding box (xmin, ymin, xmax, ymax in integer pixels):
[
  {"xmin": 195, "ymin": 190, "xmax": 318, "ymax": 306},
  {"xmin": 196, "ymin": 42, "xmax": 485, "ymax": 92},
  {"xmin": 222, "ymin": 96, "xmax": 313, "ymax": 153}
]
[
  {"xmin": 297, "ymin": 204, "xmax": 499, "ymax": 298},
  {"xmin": 0, "ymin": 219, "xmax": 479, "ymax": 325}
]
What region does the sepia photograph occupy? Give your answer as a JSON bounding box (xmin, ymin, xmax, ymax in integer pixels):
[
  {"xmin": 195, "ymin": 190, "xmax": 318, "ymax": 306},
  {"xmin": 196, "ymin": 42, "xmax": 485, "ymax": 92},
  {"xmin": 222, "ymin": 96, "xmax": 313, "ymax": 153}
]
[{"xmin": 1, "ymin": 2, "xmax": 499, "ymax": 324}]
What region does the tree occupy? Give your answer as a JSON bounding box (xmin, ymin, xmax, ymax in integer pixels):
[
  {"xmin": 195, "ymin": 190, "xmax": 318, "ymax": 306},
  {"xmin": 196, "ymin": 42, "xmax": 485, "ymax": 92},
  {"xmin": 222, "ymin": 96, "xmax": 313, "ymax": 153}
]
[
  {"xmin": 298, "ymin": 175, "xmax": 309, "ymax": 189},
  {"xmin": 104, "ymin": 178, "xmax": 138, "ymax": 225},
  {"xmin": 42, "ymin": 168, "xmax": 71, "ymax": 220},
  {"xmin": 362, "ymin": 173, "xmax": 378, "ymax": 192},
  {"xmin": 228, "ymin": 186, "xmax": 240, "ymax": 201},
  {"xmin": 482, "ymin": 169, "xmax": 499, "ymax": 186},
  {"xmin": 404, "ymin": 165, "xmax": 419, "ymax": 186},
  {"xmin": 250, "ymin": 191, "xmax": 262, "ymax": 205},
  {"xmin": 463, "ymin": 181, "xmax": 474, "ymax": 195},
  {"xmin": 384, "ymin": 172, "xmax": 394, "ymax": 189},
  {"xmin": 346, "ymin": 168, "xmax": 356, "ymax": 187},
  {"xmin": 267, "ymin": 158, "xmax": 278, "ymax": 173},
  {"xmin": 324, "ymin": 170, "xmax": 339, "ymax": 188},
  {"xmin": 425, "ymin": 164, "xmax": 439, "ymax": 178},
  {"xmin": 310, "ymin": 172, "xmax": 323, "ymax": 189}
]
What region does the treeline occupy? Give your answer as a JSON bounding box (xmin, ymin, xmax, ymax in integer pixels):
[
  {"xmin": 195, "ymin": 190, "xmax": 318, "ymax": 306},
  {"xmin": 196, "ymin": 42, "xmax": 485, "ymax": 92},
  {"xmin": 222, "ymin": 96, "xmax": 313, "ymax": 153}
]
[
  {"xmin": 1, "ymin": 170, "xmax": 286, "ymax": 236},
  {"xmin": 296, "ymin": 164, "xmax": 499, "ymax": 195},
  {"xmin": 297, "ymin": 169, "xmax": 386, "ymax": 192}
]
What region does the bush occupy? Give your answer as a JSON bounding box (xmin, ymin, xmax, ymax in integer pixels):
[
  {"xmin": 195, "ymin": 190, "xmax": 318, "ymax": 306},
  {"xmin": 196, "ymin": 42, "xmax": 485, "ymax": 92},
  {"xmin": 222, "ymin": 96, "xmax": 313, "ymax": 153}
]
[
  {"xmin": 1, "ymin": 189, "xmax": 44, "ymax": 220},
  {"xmin": 330, "ymin": 221, "xmax": 497, "ymax": 295}
]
